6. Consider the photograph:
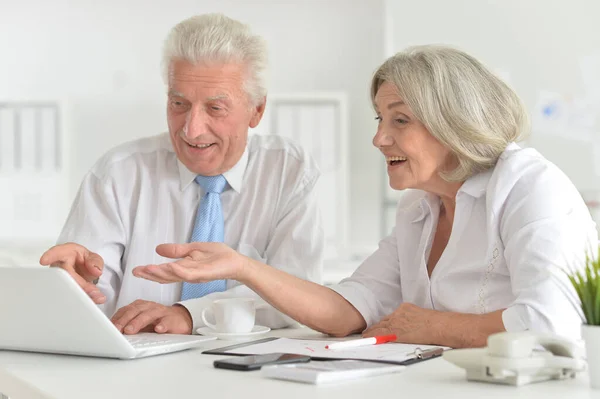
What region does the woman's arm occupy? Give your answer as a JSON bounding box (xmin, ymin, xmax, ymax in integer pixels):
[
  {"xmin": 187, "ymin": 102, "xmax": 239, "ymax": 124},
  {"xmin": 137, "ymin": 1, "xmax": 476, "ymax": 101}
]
[
  {"xmin": 498, "ymin": 161, "xmax": 596, "ymax": 339},
  {"xmin": 362, "ymin": 303, "xmax": 505, "ymax": 348},
  {"xmin": 135, "ymin": 210, "xmax": 405, "ymax": 336},
  {"xmin": 436, "ymin": 309, "xmax": 505, "ymax": 347},
  {"xmin": 133, "ymin": 242, "xmax": 366, "ymax": 336},
  {"xmin": 242, "ymin": 258, "xmax": 366, "ymax": 336}
]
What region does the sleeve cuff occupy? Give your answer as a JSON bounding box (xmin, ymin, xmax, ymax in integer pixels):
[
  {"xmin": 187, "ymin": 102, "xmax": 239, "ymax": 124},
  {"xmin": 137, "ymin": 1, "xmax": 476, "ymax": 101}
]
[
  {"xmin": 177, "ymin": 298, "xmax": 212, "ymax": 332},
  {"xmin": 329, "ymin": 281, "xmax": 383, "ymax": 328},
  {"xmin": 502, "ymin": 304, "xmax": 529, "ymax": 332}
]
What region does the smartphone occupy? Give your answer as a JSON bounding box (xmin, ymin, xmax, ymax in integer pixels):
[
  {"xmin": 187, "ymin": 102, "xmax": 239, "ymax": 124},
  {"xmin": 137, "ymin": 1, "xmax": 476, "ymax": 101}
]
[{"xmin": 213, "ymin": 353, "xmax": 311, "ymax": 371}]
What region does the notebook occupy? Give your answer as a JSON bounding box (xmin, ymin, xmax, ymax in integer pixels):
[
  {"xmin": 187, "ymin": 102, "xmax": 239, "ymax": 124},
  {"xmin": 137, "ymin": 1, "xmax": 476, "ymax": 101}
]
[
  {"xmin": 204, "ymin": 337, "xmax": 446, "ymax": 365},
  {"xmin": 0, "ymin": 267, "xmax": 216, "ymax": 359},
  {"xmin": 262, "ymin": 359, "xmax": 406, "ymax": 384}
]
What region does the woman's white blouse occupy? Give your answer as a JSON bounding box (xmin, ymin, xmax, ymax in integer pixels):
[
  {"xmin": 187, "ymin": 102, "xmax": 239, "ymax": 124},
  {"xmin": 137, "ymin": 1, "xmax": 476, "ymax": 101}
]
[{"xmin": 331, "ymin": 143, "xmax": 597, "ymax": 340}]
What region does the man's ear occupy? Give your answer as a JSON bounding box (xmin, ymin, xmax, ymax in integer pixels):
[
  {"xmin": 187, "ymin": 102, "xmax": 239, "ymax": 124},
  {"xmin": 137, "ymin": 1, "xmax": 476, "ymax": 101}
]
[{"xmin": 249, "ymin": 96, "xmax": 267, "ymax": 128}]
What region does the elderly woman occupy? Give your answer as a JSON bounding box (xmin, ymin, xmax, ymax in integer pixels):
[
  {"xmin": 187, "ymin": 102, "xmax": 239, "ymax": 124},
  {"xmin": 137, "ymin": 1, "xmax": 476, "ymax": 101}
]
[{"xmin": 133, "ymin": 45, "xmax": 596, "ymax": 348}]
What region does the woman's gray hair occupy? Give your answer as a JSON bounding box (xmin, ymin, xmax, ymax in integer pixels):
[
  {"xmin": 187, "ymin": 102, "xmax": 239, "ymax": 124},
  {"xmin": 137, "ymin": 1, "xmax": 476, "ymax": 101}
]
[
  {"xmin": 371, "ymin": 45, "xmax": 529, "ymax": 182},
  {"xmin": 162, "ymin": 13, "xmax": 268, "ymax": 106}
]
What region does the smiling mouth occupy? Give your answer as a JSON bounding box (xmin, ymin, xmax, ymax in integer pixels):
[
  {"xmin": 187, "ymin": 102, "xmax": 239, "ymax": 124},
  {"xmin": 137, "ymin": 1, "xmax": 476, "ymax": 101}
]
[
  {"xmin": 386, "ymin": 156, "xmax": 407, "ymax": 166},
  {"xmin": 185, "ymin": 141, "xmax": 215, "ymax": 149}
]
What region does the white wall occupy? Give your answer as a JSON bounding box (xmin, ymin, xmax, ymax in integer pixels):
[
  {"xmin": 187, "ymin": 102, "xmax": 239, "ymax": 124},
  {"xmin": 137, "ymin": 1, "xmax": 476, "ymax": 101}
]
[
  {"xmin": 384, "ymin": 0, "xmax": 600, "ymax": 191},
  {"xmin": 0, "ymin": 0, "xmax": 385, "ymax": 256}
]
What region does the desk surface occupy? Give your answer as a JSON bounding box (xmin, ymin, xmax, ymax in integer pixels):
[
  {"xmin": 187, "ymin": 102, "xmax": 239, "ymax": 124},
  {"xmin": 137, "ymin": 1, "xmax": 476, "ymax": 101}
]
[{"xmin": 0, "ymin": 328, "xmax": 594, "ymax": 399}]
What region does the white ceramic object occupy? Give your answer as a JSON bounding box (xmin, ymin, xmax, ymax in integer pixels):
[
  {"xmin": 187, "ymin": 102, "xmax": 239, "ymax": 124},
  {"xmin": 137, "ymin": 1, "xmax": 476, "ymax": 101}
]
[
  {"xmin": 582, "ymin": 324, "xmax": 600, "ymax": 389},
  {"xmin": 196, "ymin": 325, "xmax": 271, "ymax": 341},
  {"xmin": 201, "ymin": 298, "xmax": 255, "ymax": 333}
]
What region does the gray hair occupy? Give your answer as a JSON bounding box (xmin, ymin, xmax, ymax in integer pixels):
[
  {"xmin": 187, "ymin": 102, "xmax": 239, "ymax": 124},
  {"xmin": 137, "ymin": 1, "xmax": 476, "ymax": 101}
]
[
  {"xmin": 162, "ymin": 13, "xmax": 268, "ymax": 106},
  {"xmin": 371, "ymin": 45, "xmax": 529, "ymax": 182}
]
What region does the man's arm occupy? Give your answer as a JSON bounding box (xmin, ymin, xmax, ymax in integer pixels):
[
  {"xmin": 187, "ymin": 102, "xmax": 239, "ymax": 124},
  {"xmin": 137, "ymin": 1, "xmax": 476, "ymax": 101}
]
[
  {"xmin": 40, "ymin": 242, "xmax": 106, "ymax": 303},
  {"xmin": 51, "ymin": 171, "xmax": 126, "ymax": 315}
]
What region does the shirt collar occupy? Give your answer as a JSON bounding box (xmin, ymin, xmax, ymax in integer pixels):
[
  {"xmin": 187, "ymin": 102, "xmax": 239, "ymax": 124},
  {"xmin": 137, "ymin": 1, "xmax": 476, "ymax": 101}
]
[
  {"xmin": 412, "ymin": 193, "xmax": 439, "ymax": 223},
  {"xmin": 408, "ymin": 178, "xmax": 488, "ymax": 224},
  {"xmin": 458, "ymin": 142, "xmax": 520, "ymax": 198},
  {"xmin": 398, "ymin": 191, "xmax": 437, "ymax": 224},
  {"xmin": 403, "ymin": 166, "xmax": 494, "ymax": 223},
  {"xmin": 400, "ymin": 143, "xmax": 519, "ymax": 223},
  {"xmin": 458, "ymin": 168, "xmax": 493, "ymax": 199},
  {"xmin": 177, "ymin": 146, "xmax": 249, "ymax": 193}
]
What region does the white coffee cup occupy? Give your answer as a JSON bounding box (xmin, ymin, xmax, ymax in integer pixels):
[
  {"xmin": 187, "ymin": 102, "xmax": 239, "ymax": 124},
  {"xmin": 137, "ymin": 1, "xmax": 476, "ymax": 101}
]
[{"xmin": 201, "ymin": 298, "xmax": 256, "ymax": 333}]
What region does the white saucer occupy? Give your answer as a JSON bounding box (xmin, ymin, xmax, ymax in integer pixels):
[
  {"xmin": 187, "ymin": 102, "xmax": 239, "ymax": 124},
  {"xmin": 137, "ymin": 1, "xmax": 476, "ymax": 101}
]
[{"xmin": 196, "ymin": 325, "xmax": 271, "ymax": 340}]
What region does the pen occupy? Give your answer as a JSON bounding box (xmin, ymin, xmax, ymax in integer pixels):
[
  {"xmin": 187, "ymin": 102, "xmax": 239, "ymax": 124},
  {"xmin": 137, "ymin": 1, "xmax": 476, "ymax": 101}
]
[{"xmin": 325, "ymin": 334, "xmax": 397, "ymax": 350}]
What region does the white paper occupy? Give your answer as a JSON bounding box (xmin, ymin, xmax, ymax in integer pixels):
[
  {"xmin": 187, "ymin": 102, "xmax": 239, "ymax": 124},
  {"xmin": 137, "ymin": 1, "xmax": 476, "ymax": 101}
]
[
  {"xmin": 223, "ymin": 337, "xmax": 444, "ymax": 363},
  {"xmin": 261, "ymin": 359, "xmax": 406, "ymax": 384}
]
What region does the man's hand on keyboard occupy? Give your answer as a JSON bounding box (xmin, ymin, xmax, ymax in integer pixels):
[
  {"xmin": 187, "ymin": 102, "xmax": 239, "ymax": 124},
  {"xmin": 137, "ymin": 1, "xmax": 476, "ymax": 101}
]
[{"xmin": 111, "ymin": 300, "xmax": 193, "ymax": 335}]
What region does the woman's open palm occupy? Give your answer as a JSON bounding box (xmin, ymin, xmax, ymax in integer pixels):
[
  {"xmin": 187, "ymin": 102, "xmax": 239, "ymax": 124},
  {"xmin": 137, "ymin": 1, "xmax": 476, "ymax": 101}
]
[{"xmin": 133, "ymin": 242, "xmax": 247, "ymax": 284}]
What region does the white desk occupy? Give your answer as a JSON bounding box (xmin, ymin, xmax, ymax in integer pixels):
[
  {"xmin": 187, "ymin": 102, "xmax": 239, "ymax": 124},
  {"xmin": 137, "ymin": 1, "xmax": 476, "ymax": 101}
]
[{"xmin": 0, "ymin": 328, "xmax": 594, "ymax": 399}]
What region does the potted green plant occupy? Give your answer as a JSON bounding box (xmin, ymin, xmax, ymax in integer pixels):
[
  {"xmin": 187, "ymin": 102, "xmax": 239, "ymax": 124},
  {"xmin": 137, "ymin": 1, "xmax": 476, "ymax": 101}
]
[{"xmin": 567, "ymin": 248, "xmax": 600, "ymax": 389}]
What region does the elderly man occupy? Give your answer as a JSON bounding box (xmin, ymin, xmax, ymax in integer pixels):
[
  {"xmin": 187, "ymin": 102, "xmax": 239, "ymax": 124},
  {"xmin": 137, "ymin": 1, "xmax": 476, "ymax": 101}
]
[{"xmin": 40, "ymin": 13, "xmax": 323, "ymax": 335}]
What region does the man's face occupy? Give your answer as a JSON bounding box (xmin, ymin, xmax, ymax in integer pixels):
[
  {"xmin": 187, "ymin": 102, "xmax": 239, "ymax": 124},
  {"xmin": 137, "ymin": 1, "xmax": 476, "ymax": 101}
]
[{"xmin": 167, "ymin": 60, "xmax": 265, "ymax": 176}]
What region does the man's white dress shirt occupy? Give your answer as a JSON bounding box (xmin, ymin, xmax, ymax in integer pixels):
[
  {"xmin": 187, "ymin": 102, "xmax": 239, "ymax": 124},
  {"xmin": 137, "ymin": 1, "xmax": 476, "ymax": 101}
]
[
  {"xmin": 58, "ymin": 133, "xmax": 323, "ymax": 330},
  {"xmin": 332, "ymin": 143, "xmax": 596, "ymax": 340}
]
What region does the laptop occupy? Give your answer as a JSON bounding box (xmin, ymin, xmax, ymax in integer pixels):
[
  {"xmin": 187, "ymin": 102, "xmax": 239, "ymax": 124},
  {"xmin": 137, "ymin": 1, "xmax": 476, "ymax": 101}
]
[{"xmin": 0, "ymin": 267, "xmax": 217, "ymax": 359}]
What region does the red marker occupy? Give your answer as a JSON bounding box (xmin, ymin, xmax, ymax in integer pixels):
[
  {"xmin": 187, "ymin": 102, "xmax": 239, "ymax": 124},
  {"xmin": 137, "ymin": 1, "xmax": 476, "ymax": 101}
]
[{"xmin": 325, "ymin": 334, "xmax": 397, "ymax": 350}]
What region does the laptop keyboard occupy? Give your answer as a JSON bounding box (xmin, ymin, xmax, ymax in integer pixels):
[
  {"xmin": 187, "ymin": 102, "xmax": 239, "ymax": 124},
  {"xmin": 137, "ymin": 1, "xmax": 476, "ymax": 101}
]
[{"xmin": 126, "ymin": 336, "xmax": 172, "ymax": 348}]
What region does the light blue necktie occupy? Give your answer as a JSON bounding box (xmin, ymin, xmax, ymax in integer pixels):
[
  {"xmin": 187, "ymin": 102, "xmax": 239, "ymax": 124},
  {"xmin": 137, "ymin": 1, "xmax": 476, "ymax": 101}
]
[{"xmin": 180, "ymin": 174, "xmax": 228, "ymax": 301}]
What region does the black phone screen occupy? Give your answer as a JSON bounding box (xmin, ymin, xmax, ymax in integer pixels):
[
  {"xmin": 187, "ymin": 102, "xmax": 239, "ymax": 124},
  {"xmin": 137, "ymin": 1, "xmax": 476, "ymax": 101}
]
[{"xmin": 213, "ymin": 353, "xmax": 311, "ymax": 371}]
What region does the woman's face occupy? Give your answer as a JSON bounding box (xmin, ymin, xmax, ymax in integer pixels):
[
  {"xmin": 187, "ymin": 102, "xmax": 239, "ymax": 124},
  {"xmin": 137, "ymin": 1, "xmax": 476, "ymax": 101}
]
[{"xmin": 372, "ymin": 81, "xmax": 455, "ymax": 192}]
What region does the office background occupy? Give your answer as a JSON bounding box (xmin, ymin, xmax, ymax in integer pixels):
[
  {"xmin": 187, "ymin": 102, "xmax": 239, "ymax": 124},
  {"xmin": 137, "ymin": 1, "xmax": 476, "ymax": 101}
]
[{"xmin": 0, "ymin": 0, "xmax": 599, "ymax": 283}]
